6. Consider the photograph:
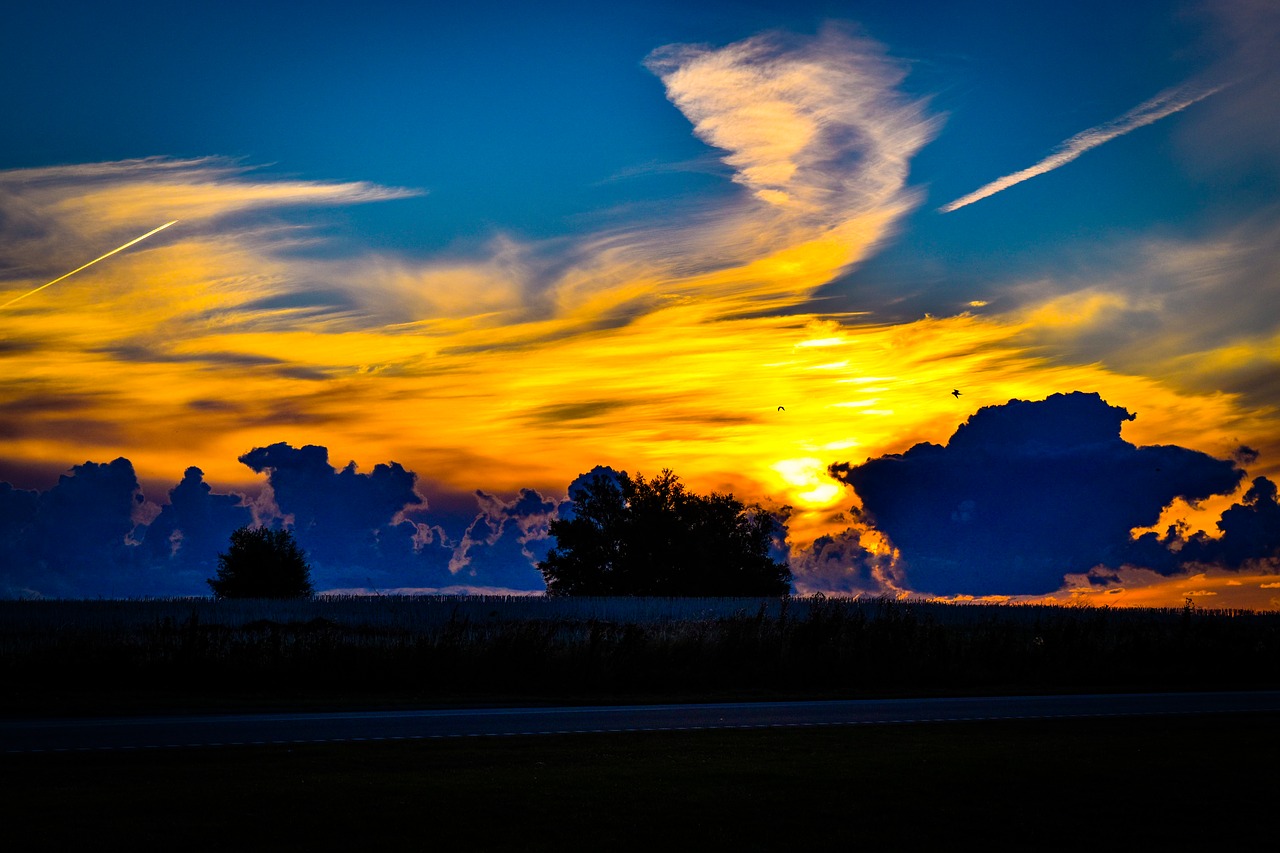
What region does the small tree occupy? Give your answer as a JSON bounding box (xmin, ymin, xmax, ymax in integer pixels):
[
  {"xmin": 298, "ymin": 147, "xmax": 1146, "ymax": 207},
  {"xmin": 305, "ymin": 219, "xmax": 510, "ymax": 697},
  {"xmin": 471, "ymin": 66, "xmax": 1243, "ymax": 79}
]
[
  {"xmin": 208, "ymin": 526, "xmax": 314, "ymax": 599},
  {"xmin": 538, "ymin": 469, "xmax": 791, "ymax": 596}
]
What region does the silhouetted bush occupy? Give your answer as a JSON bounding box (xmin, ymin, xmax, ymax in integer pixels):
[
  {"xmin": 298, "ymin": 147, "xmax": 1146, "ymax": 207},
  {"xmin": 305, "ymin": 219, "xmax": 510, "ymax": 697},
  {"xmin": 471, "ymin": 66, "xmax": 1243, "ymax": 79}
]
[
  {"xmin": 539, "ymin": 469, "xmax": 791, "ymax": 596},
  {"xmin": 207, "ymin": 526, "xmax": 314, "ymax": 599}
]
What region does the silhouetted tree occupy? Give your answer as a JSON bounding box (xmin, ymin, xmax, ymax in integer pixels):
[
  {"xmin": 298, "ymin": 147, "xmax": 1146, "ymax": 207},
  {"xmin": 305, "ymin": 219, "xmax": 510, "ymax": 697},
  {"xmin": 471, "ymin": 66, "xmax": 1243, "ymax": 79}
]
[
  {"xmin": 207, "ymin": 526, "xmax": 314, "ymax": 598},
  {"xmin": 539, "ymin": 469, "xmax": 791, "ymax": 596}
]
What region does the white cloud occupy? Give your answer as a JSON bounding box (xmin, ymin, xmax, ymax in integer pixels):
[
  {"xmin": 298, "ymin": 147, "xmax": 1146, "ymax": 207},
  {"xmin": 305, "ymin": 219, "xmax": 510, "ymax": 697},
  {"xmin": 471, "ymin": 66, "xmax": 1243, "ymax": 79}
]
[
  {"xmin": 647, "ymin": 25, "xmax": 938, "ymax": 232},
  {"xmin": 940, "ymin": 81, "xmax": 1224, "ymax": 213}
]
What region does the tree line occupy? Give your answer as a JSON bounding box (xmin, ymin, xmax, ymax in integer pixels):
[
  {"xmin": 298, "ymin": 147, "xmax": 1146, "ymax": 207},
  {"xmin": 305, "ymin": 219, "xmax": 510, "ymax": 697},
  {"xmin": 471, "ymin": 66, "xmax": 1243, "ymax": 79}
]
[{"xmin": 210, "ymin": 469, "xmax": 790, "ymax": 598}]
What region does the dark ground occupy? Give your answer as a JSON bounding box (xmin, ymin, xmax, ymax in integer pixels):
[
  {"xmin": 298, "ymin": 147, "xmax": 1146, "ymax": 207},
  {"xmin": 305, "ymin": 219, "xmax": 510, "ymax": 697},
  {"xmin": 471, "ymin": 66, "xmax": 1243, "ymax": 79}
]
[{"xmin": 4, "ymin": 711, "xmax": 1276, "ymax": 851}]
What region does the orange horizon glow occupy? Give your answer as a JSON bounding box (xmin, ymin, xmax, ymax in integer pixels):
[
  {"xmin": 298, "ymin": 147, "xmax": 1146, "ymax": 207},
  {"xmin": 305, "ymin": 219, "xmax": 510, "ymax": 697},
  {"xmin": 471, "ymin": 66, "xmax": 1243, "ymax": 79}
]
[{"xmin": 2, "ymin": 24, "xmax": 1276, "ymax": 605}]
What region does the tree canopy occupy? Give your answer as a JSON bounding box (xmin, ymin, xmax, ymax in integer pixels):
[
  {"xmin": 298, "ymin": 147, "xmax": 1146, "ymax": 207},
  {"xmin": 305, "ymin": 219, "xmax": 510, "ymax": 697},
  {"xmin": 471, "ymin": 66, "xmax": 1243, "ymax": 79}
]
[
  {"xmin": 207, "ymin": 526, "xmax": 314, "ymax": 599},
  {"xmin": 538, "ymin": 469, "xmax": 791, "ymax": 596}
]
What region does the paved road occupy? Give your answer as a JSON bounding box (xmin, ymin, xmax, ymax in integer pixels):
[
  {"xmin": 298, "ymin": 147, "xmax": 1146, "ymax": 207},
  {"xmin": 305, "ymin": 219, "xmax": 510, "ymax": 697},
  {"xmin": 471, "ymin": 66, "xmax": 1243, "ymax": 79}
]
[{"xmin": 5, "ymin": 691, "xmax": 1280, "ymax": 754}]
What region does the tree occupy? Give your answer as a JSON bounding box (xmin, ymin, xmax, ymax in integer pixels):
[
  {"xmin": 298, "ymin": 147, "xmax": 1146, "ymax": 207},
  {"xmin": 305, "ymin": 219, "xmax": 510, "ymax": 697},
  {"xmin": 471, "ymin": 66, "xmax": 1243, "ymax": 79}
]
[
  {"xmin": 207, "ymin": 526, "xmax": 314, "ymax": 598},
  {"xmin": 538, "ymin": 469, "xmax": 791, "ymax": 596}
]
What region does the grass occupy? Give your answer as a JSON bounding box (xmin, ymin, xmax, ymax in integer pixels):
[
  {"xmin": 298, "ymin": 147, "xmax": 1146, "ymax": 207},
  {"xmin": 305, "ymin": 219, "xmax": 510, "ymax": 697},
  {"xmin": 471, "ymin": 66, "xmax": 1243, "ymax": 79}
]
[
  {"xmin": 6, "ymin": 595, "xmax": 1276, "ymax": 849},
  {"xmin": 4, "ymin": 712, "xmax": 1277, "ymax": 851},
  {"xmin": 5, "ymin": 595, "xmax": 1280, "ymax": 716}
]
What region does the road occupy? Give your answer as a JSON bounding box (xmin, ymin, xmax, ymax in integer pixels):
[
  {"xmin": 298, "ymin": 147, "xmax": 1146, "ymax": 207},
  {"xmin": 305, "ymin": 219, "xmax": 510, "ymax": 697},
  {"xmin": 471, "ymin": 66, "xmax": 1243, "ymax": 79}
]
[{"xmin": 5, "ymin": 690, "xmax": 1280, "ymax": 754}]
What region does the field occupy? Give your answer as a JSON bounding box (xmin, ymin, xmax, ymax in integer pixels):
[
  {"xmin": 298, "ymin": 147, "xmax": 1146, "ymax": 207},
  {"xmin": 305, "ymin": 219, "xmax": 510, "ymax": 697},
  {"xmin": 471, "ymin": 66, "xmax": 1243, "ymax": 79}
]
[
  {"xmin": 5, "ymin": 595, "xmax": 1278, "ymax": 849},
  {"xmin": 5, "ymin": 713, "xmax": 1277, "ymax": 850},
  {"xmin": 4, "ymin": 594, "xmax": 1279, "ymax": 716}
]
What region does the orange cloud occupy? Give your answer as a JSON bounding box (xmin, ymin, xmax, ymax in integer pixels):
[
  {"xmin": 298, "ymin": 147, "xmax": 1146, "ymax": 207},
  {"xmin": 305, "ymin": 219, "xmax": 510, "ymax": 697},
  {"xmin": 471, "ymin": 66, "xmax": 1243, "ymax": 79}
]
[{"xmin": 0, "ymin": 30, "xmax": 1274, "ymax": 606}]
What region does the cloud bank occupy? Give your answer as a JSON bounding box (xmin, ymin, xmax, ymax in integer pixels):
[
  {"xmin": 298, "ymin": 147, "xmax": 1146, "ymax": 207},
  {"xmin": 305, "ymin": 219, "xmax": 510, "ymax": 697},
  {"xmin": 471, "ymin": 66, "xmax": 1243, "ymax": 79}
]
[
  {"xmin": 3, "ymin": 396, "xmax": 1276, "ymax": 603},
  {"xmin": 0, "ymin": 444, "xmax": 561, "ymax": 598},
  {"xmin": 1, "ymin": 21, "xmax": 1276, "ymax": 607},
  {"xmin": 827, "ymin": 392, "xmax": 1276, "ymax": 597}
]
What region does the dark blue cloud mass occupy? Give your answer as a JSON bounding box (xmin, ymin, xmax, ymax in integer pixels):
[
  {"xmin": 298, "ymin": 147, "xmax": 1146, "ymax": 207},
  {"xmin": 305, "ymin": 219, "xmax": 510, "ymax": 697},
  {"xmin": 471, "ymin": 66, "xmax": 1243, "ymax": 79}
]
[
  {"xmin": 2, "ymin": 414, "xmax": 1275, "ymax": 599},
  {"xmin": 141, "ymin": 467, "xmax": 253, "ymax": 577},
  {"xmin": 447, "ymin": 488, "xmax": 561, "ymax": 590},
  {"xmin": 0, "ymin": 458, "xmax": 145, "ymax": 597},
  {"xmin": 1124, "ymin": 475, "xmax": 1280, "ymax": 575},
  {"xmin": 239, "ymin": 443, "xmax": 427, "ymax": 588},
  {"xmin": 0, "ymin": 443, "xmax": 565, "ymax": 597},
  {"xmin": 829, "ymin": 392, "xmax": 1248, "ymax": 596}
]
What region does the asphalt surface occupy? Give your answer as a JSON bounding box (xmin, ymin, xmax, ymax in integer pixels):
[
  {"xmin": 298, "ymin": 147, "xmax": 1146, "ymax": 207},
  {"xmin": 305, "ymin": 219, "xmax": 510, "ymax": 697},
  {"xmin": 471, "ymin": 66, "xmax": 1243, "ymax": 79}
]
[{"xmin": 5, "ymin": 690, "xmax": 1280, "ymax": 754}]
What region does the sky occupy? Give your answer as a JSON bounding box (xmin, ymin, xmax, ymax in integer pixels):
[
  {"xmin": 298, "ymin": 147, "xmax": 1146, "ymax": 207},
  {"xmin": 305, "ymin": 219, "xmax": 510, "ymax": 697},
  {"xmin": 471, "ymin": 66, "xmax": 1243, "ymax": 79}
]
[{"xmin": 1, "ymin": 0, "xmax": 1278, "ymax": 605}]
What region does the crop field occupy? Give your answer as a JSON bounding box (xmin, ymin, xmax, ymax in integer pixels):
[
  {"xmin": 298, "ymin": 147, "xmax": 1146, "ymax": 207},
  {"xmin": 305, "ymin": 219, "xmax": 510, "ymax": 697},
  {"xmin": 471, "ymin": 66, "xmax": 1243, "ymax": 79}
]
[
  {"xmin": 5, "ymin": 594, "xmax": 1280, "ymax": 716},
  {"xmin": 6, "ymin": 712, "xmax": 1279, "ymax": 851}
]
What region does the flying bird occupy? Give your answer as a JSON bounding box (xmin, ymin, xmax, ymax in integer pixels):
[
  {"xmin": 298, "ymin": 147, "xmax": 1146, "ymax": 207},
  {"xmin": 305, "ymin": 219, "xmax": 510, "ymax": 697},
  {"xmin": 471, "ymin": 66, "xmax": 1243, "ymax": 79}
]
[
  {"xmin": 777, "ymin": 406, "xmax": 785, "ymax": 411},
  {"xmin": 952, "ymin": 389, "xmax": 961, "ymax": 398}
]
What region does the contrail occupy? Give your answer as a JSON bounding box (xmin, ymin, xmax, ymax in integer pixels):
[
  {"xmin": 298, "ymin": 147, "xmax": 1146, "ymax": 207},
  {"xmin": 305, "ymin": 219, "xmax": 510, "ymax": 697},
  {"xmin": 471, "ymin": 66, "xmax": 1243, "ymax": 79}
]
[
  {"xmin": 0, "ymin": 219, "xmax": 179, "ymax": 309},
  {"xmin": 939, "ymin": 82, "xmax": 1224, "ymax": 214}
]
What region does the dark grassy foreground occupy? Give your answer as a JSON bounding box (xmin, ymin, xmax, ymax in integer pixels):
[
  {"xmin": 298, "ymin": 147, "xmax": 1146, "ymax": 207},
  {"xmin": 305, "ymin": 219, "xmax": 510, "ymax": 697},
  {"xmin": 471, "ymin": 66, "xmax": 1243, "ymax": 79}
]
[
  {"xmin": 5, "ymin": 597, "xmax": 1278, "ymax": 850},
  {"xmin": 4, "ymin": 713, "xmax": 1276, "ymax": 851},
  {"xmin": 4, "ymin": 595, "xmax": 1280, "ymax": 716}
]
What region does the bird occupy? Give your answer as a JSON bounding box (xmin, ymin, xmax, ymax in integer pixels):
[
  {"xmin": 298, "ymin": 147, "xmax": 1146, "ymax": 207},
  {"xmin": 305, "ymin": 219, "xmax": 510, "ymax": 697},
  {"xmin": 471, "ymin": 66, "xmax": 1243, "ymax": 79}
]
[
  {"xmin": 951, "ymin": 389, "xmax": 961, "ymax": 398},
  {"xmin": 777, "ymin": 406, "xmax": 785, "ymax": 411}
]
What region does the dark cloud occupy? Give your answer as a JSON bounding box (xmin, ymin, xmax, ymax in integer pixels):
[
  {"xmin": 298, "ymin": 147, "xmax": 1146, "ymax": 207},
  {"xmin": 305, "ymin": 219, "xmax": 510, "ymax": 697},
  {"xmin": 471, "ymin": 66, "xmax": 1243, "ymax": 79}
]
[
  {"xmin": 0, "ymin": 458, "xmax": 144, "ymax": 597},
  {"xmin": 140, "ymin": 467, "xmax": 252, "ymax": 576},
  {"xmin": 8, "ymin": 404, "xmax": 1270, "ymax": 600},
  {"xmin": 830, "ymin": 392, "xmax": 1245, "ymax": 596},
  {"xmin": 238, "ymin": 442, "xmax": 429, "ymax": 587},
  {"xmin": 0, "ymin": 337, "xmax": 40, "ymax": 356},
  {"xmin": 94, "ymin": 345, "xmax": 331, "ymax": 381},
  {"xmin": 447, "ymin": 488, "xmax": 559, "ymax": 590},
  {"xmin": 1201, "ymin": 476, "xmax": 1280, "ymax": 568},
  {"xmin": 0, "ymin": 443, "xmax": 583, "ymax": 598},
  {"xmin": 786, "ymin": 524, "xmax": 903, "ymax": 596},
  {"xmin": 186, "ymin": 399, "xmax": 240, "ymax": 412},
  {"xmin": 526, "ymin": 400, "xmax": 635, "ymax": 425},
  {"xmin": 0, "ymin": 391, "xmax": 126, "ymax": 444},
  {"xmin": 1233, "ymin": 444, "xmax": 1260, "ymax": 465},
  {"xmin": 0, "ymin": 482, "xmax": 39, "ymax": 591}
]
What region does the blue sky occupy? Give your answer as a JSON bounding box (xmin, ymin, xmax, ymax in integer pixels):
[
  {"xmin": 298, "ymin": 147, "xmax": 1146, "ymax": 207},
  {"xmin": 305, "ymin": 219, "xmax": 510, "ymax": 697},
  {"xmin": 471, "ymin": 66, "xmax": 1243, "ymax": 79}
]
[
  {"xmin": 1, "ymin": 0, "xmax": 1277, "ymax": 603},
  {"xmin": 3, "ymin": 0, "xmax": 1233, "ymax": 252}
]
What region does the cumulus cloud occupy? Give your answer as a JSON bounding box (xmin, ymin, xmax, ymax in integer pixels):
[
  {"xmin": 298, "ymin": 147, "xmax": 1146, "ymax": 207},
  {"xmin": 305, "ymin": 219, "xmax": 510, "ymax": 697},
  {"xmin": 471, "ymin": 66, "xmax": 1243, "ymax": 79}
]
[
  {"xmin": 3, "ymin": 426, "xmax": 1276, "ymax": 602},
  {"xmin": 0, "ymin": 458, "xmax": 145, "ymax": 597},
  {"xmin": 140, "ymin": 467, "xmax": 252, "ymax": 577},
  {"xmin": 447, "ymin": 488, "xmax": 560, "ymax": 590},
  {"xmin": 829, "ymin": 392, "xmax": 1245, "ymax": 596},
  {"xmin": 786, "ymin": 523, "xmax": 905, "ymax": 596},
  {"xmin": 1199, "ymin": 476, "xmax": 1280, "ymax": 569},
  {"xmin": 238, "ymin": 442, "xmax": 433, "ymax": 588},
  {"xmin": 0, "ymin": 444, "xmax": 566, "ymax": 597}
]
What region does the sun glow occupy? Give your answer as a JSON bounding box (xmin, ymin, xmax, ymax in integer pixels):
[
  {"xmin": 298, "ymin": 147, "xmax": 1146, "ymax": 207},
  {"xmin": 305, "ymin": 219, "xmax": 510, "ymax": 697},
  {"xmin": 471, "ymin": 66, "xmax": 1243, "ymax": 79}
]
[{"xmin": 2, "ymin": 21, "xmax": 1275, "ymax": 603}]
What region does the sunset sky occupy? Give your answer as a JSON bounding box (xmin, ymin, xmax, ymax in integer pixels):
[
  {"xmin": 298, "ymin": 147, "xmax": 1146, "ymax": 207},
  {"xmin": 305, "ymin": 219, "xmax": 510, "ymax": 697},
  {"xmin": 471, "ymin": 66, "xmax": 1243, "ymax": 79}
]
[{"xmin": 2, "ymin": 0, "xmax": 1277, "ymax": 604}]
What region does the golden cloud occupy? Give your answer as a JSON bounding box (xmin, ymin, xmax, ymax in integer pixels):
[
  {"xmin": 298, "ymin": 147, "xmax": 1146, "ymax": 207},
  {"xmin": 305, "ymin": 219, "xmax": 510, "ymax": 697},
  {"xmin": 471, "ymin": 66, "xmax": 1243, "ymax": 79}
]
[{"xmin": 0, "ymin": 29, "xmax": 1274, "ymax": 597}]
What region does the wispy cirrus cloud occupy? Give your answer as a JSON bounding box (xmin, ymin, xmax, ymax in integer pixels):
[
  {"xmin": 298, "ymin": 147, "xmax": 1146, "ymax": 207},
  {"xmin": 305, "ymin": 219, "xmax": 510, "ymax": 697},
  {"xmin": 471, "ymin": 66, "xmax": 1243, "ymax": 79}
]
[
  {"xmin": 939, "ymin": 81, "xmax": 1225, "ymax": 213},
  {"xmin": 0, "ymin": 28, "xmax": 1266, "ymax": 573},
  {"xmin": 645, "ymin": 24, "xmax": 938, "ymax": 253}
]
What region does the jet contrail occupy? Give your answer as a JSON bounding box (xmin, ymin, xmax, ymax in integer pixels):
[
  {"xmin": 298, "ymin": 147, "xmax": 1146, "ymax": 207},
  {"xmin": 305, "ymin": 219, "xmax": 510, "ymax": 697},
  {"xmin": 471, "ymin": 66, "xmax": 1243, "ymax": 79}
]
[
  {"xmin": 0, "ymin": 219, "xmax": 179, "ymax": 309},
  {"xmin": 939, "ymin": 82, "xmax": 1224, "ymax": 214}
]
